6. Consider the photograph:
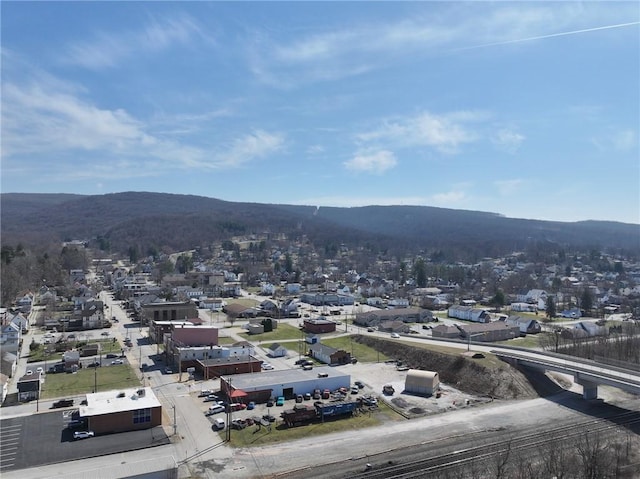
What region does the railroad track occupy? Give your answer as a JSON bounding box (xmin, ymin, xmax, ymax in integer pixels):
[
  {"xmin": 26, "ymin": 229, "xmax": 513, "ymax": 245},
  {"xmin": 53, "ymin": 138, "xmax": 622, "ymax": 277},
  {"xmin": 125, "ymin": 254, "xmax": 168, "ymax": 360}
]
[{"xmin": 345, "ymin": 410, "xmax": 640, "ymax": 479}]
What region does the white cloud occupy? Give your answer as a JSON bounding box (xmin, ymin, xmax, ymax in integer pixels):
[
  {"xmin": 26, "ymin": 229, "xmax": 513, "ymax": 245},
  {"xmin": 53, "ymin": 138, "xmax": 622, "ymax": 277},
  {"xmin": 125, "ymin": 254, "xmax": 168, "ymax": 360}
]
[
  {"xmin": 307, "ymin": 145, "xmax": 325, "ymax": 154},
  {"xmin": 344, "ymin": 150, "xmax": 397, "ymax": 174},
  {"xmin": 592, "ymin": 129, "xmax": 638, "ymax": 152},
  {"xmin": 357, "ymin": 111, "xmax": 483, "ymax": 154},
  {"xmin": 429, "ymin": 190, "xmax": 467, "ymax": 205},
  {"xmin": 1, "ymin": 66, "xmax": 283, "ymax": 178},
  {"xmin": 63, "ymin": 15, "xmax": 212, "ymax": 70},
  {"xmin": 248, "ymin": 3, "xmax": 636, "ymax": 86},
  {"xmin": 216, "ymin": 130, "xmax": 285, "ymax": 168},
  {"xmin": 494, "ymin": 179, "xmax": 524, "ymax": 196},
  {"xmin": 492, "ymin": 128, "xmax": 525, "ymax": 153}
]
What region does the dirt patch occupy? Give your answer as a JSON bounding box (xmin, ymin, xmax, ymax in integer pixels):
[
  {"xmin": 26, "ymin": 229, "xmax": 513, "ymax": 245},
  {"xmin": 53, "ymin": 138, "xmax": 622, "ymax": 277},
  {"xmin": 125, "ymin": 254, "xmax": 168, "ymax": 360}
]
[{"xmin": 353, "ymin": 335, "xmax": 539, "ymax": 400}]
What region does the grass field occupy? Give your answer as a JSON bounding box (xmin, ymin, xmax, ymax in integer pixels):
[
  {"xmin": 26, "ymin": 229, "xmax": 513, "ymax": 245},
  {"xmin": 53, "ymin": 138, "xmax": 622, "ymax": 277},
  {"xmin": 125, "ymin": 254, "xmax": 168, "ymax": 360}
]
[
  {"xmin": 28, "ymin": 338, "xmax": 124, "ymax": 363},
  {"xmin": 225, "ymin": 401, "xmax": 398, "ymax": 447},
  {"xmin": 41, "ymin": 364, "xmax": 141, "ymax": 399},
  {"xmin": 321, "ymin": 336, "xmax": 391, "ymax": 363}
]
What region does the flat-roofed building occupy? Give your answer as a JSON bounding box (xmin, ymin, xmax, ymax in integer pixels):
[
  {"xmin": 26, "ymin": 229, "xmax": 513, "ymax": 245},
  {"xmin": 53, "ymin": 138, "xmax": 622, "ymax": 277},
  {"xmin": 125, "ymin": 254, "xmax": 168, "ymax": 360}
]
[
  {"xmin": 220, "ymin": 367, "xmax": 350, "ymax": 403},
  {"xmin": 78, "ymin": 387, "xmax": 162, "ymax": 434}
]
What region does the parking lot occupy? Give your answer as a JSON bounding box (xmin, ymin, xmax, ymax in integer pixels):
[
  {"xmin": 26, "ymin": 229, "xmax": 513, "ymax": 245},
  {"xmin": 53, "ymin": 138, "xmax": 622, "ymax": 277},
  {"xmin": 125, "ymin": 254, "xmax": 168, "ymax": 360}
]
[{"xmin": 0, "ymin": 410, "xmax": 169, "ymax": 473}]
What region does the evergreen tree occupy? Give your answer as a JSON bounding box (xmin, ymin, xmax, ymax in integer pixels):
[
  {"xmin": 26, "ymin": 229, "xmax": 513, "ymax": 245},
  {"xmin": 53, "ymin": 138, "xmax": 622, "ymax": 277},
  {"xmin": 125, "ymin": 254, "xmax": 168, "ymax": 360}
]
[{"xmin": 546, "ymin": 296, "xmax": 556, "ymax": 319}]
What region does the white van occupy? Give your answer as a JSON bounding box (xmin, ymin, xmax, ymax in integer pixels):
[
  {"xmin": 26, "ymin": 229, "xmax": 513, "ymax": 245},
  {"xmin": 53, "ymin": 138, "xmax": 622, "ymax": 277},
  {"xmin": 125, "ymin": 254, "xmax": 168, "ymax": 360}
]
[{"xmin": 213, "ymin": 418, "xmax": 225, "ymax": 430}]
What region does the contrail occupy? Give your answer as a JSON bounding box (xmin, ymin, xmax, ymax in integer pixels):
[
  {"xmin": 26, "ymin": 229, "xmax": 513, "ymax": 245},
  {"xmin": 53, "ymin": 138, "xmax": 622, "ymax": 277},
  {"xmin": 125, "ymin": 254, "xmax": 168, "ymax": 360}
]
[{"xmin": 459, "ymin": 21, "xmax": 639, "ymax": 51}]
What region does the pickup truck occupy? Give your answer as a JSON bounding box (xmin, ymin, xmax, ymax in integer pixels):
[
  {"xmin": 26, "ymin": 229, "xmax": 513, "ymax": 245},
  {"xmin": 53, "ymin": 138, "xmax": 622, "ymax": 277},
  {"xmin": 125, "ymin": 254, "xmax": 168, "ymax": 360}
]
[{"xmin": 52, "ymin": 398, "xmax": 74, "ymax": 408}]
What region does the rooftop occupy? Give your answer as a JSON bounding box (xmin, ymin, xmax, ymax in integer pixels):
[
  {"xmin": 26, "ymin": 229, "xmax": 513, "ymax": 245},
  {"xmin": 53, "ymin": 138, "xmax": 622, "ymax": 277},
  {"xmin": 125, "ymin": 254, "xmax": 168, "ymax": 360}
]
[
  {"xmin": 79, "ymin": 387, "xmax": 161, "ymax": 417},
  {"xmin": 224, "ymin": 366, "xmax": 349, "ymax": 391}
]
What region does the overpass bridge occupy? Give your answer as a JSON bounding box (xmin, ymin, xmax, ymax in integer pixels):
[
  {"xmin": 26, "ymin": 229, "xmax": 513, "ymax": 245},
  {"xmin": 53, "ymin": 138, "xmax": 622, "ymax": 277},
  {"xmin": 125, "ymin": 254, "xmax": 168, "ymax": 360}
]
[{"xmin": 492, "ymin": 349, "xmax": 640, "ymax": 400}]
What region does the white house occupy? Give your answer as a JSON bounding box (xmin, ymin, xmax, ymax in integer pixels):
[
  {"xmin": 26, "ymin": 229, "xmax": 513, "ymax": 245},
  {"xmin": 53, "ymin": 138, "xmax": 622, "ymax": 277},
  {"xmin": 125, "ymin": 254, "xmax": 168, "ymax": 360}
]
[
  {"xmin": 260, "ymin": 282, "xmax": 276, "ymax": 295},
  {"xmin": 387, "ymin": 298, "xmax": 409, "ymax": 309},
  {"xmin": 447, "ymin": 305, "xmax": 491, "ymax": 323},
  {"xmin": 9, "ymin": 312, "xmax": 29, "ymax": 333},
  {"xmin": 285, "ymin": 283, "xmax": 302, "ymax": 294},
  {"xmin": 266, "ymin": 343, "xmax": 288, "ymax": 358}
]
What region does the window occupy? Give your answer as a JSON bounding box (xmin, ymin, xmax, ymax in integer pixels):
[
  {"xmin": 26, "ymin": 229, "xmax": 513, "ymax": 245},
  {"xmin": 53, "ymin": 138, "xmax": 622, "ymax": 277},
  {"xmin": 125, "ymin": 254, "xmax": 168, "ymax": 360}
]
[{"xmin": 133, "ymin": 408, "xmax": 152, "ymax": 424}]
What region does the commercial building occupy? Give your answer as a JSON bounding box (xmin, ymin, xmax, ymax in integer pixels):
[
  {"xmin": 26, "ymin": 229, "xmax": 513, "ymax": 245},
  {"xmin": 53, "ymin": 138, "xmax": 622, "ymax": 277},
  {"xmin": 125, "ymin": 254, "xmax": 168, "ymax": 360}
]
[
  {"xmin": 78, "ymin": 387, "xmax": 162, "ymax": 434},
  {"xmin": 220, "ymin": 367, "xmax": 350, "ymax": 403}
]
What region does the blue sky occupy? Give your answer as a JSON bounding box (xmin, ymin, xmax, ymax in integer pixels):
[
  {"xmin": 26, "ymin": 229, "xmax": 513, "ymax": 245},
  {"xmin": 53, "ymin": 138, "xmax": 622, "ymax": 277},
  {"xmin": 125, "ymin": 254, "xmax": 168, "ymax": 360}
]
[{"xmin": 2, "ymin": 2, "xmax": 639, "ymax": 224}]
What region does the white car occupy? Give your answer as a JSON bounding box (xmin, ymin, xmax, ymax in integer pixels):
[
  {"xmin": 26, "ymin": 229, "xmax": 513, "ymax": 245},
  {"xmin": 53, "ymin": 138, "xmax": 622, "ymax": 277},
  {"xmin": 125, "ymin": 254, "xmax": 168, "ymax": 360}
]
[
  {"xmin": 73, "ymin": 431, "xmax": 94, "ymax": 440},
  {"xmin": 390, "ymin": 333, "xmax": 400, "ymax": 338},
  {"xmin": 36, "ymin": 367, "xmax": 44, "ymax": 374},
  {"xmin": 262, "ymin": 363, "xmax": 274, "ymax": 370},
  {"xmin": 111, "ymin": 359, "xmax": 124, "ymax": 365}
]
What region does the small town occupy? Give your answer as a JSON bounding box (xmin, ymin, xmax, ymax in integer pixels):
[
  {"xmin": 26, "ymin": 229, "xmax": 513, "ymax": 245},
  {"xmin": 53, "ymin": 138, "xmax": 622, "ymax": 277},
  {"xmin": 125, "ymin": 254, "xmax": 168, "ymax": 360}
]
[{"xmin": 1, "ymin": 234, "xmax": 640, "ymax": 478}]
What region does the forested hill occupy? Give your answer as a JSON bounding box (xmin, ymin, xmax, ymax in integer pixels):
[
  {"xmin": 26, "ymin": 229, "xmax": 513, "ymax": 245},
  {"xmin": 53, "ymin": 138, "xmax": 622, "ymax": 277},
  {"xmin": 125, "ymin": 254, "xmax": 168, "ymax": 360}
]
[{"xmin": 1, "ymin": 192, "xmax": 638, "ymax": 258}]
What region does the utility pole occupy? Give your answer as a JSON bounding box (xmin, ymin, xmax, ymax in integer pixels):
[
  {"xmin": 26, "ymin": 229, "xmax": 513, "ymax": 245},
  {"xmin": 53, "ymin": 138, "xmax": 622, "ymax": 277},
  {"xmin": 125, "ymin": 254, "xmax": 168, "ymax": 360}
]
[{"xmin": 173, "ymin": 405, "xmax": 177, "ymax": 436}]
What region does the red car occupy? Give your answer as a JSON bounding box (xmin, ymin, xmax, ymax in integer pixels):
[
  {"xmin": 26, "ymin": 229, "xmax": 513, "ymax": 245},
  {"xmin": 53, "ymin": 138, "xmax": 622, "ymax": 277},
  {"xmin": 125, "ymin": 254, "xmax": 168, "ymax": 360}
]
[{"xmin": 230, "ymin": 403, "xmax": 247, "ymax": 411}]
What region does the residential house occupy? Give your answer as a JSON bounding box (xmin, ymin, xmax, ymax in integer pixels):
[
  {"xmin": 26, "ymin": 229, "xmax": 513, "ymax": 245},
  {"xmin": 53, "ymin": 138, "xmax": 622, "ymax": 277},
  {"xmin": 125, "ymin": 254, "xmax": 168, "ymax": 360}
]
[
  {"xmin": 505, "ymin": 316, "xmax": 542, "ymax": 335},
  {"xmin": 260, "ymin": 282, "xmax": 276, "ymax": 295},
  {"xmin": 1, "ymin": 352, "xmax": 18, "ymax": 378},
  {"xmin": 354, "ymin": 308, "xmax": 433, "ymax": 328},
  {"xmin": 266, "ymin": 343, "xmax": 288, "ymax": 358},
  {"xmin": 431, "ymin": 324, "xmax": 462, "ymax": 339},
  {"xmin": 308, "ymin": 343, "xmax": 351, "ymax": 365},
  {"xmin": 387, "ymin": 298, "xmax": 410, "ymax": 309},
  {"xmin": 0, "ymin": 323, "xmax": 21, "ymax": 355},
  {"xmin": 63, "ymin": 350, "xmax": 81, "ymax": 372},
  {"xmin": 560, "ymin": 308, "xmax": 582, "ymax": 319},
  {"xmin": 285, "ymin": 283, "xmax": 302, "ymax": 294},
  {"xmin": 6, "ymin": 312, "xmax": 28, "ymax": 333},
  {"xmin": 447, "ymin": 306, "xmax": 491, "ymax": 323},
  {"xmin": 378, "ymin": 320, "xmax": 411, "ymax": 334},
  {"xmin": 458, "ymin": 322, "xmax": 521, "ymax": 342}
]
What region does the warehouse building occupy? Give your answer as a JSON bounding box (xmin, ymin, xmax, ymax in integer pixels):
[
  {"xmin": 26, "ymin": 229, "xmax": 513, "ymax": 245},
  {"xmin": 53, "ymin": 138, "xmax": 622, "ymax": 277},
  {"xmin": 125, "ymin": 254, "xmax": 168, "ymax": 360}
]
[
  {"xmin": 405, "ymin": 369, "xmax": 439, "ymax": 396},
  {"xmin": 220, "ymin": 367, "xmax": 350, "ymax": 403},
  {"xmin": 78, "ymin": 387, "xmax": 162, "ymax": 434}
]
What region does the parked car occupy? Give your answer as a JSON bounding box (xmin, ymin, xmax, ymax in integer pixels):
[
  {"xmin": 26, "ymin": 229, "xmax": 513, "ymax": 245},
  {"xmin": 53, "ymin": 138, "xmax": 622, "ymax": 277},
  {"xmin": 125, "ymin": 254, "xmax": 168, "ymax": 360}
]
[
  {"xmin": 73, "ymin": 431, "xmax": 94, "ymax": 440},
  {"xmin": 67, "ymin": 419, "xmax": 87, "ymax": 429},
  {"xmin": 105, "ymin": 353, "xmax": 117, "ymax": 359},
  {"xmin": 212, "ymin": 418, "xmax": 226, "ymax": 430},
  {"xmin": 303, "ymin": 392, "xmax": 312, "ymax": 400},
  {"xmin": 266, "ymin": 399, "xmax": 274, "ymax": 407},
  {"xmin": 262, "ymin": 363, "xmax": 274, "ymax": 370},
  {"xmin": 198, "ymin": 389, "xmax": 214, "ymax": 397},
  {"xmin": 164, "ymin": 367, "xmax": 173, "ymax": 374},
  {"xmin": 87, "ymin": 361, "xmax": 101, "ymax": 368},
  {"xmin": 390, "ymin": 333, "xmax": 400, "ymax": 338},
  {"xmin": 351, "ymin": 387, "xmax": 359, "ymax": 394},
  {"xmin": 354, "ymin": 380, "xmax": 365, "ymax": 389},
  {"xmin": 36, "ymin": 367, "xmax": 44, "ymax": 374},
  {"xmin": 247, "ymin": 401, "xmax": 255, "ymax": 410},
  {"xmin": 111, "ymin": 359, "xmax": 124, "ymax": 365},
  {"xmin": 231, "ymin": 419, "xmax": 247, "ymax": 430},
  {"xmin": 295, "ymin": 394, "xmax": 303, "ymax": 403},
  {"xmin": 203, "ymin": 395, "xmax": 220, "ymax": 402},
  {"xmin": 230, "ymin": 403, "xmax": 247, "ymax": 411},
  {"xmin": 205, "ymin": 405, "xmax": 225, "ymax": 416},
  {"xmin": 262, "ymin": 414, "xmax": 276, "ymax": 423},
  {"xmin": 294, "ymin": 359, "xmax": 306, "ymax": 365},
  {"xmin": 276, "ymin": 396, "xmax": 285, "ymax": 406},
  {"xmin": 52, "ymin": 399, "xmax": 74, "ymax": 409},
  {"xmin": 302, "ymin": 365, "xmax": 313, "ymax": 371}
]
